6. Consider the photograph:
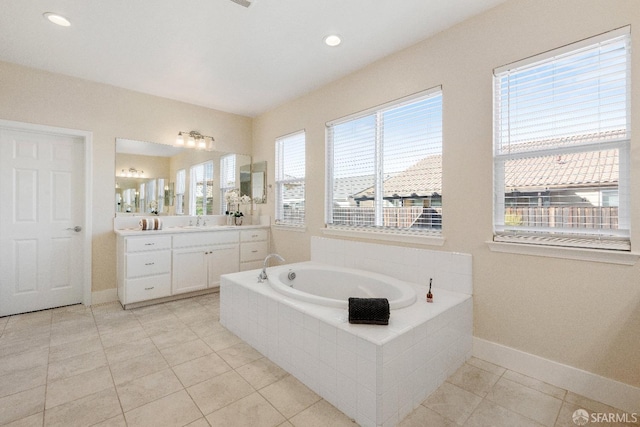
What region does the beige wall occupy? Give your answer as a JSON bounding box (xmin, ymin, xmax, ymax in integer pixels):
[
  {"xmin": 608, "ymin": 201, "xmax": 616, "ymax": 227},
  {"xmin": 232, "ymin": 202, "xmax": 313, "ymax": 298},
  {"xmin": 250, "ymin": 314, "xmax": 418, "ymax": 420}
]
[
  {"xmin": 252, "ymin": 0, "xmax": 640, "ymax": 387},
  {"xmin": 0, "ymin": 61, "xmax": 252, "ymax": 293}
]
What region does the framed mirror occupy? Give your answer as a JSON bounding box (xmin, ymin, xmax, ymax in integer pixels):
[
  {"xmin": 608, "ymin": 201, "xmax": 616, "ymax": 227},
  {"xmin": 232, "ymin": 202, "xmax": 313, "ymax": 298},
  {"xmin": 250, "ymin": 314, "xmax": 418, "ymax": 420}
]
[
  {"xmin": 115, "ymin": 138, "xmax": 251, "ymax": 216},
  {"xmin": 252, "ymin": 161, "xmax": 267, "ymax": 204},
  {"xmin": 240, "ymin": 164, "xmax": 251, "ymax": 200}
]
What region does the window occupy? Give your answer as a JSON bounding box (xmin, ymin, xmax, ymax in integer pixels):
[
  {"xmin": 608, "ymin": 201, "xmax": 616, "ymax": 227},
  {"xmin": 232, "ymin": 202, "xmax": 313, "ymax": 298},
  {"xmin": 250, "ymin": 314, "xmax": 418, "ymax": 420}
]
[
  {"xmin": 220, "ymin": 154, "xmax": 236, "ymax": 213},
  {"xmin": 275, "ymin": 131, "xmax": 306, "ymax": 225},
  {"xmin": 326, "ymin": 88, "xmax": 443, "ymax": 234},
  {"xmin": 175, "ymin": 169, "xmax": 186, "ymax": 214},
  {"xmin": 493, "ymin": 28, "xmax": 630, "ymax": 250},
  {"xmin": 189, "ymin": 161, "xmax": 214, "ymax": 215}
]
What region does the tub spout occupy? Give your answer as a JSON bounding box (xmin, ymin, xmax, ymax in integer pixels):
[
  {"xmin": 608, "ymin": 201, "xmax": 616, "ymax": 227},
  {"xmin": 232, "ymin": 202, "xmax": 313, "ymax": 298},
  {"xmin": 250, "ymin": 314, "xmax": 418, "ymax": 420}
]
[{"xmin": 258, "ymin": 253, "xmax": 285, "ymax": 283}]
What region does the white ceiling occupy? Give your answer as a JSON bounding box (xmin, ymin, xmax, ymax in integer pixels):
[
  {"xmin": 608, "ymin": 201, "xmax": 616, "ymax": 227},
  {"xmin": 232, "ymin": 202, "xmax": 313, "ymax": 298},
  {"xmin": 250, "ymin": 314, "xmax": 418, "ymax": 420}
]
[{"xmin": 0, "ymin": 0, "xmax": 505, "ymax": 117}]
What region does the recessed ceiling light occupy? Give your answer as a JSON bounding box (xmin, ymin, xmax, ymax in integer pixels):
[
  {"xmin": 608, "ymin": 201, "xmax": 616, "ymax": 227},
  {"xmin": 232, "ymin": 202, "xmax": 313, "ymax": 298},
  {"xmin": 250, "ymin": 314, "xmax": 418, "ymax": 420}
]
[
  {"xmin": 43, "ymin": 12, "xmax": 71, "ymax": 27},
  {"xmin": 324, "ymin": 35, "xmax": 342, "ymax": 47}
]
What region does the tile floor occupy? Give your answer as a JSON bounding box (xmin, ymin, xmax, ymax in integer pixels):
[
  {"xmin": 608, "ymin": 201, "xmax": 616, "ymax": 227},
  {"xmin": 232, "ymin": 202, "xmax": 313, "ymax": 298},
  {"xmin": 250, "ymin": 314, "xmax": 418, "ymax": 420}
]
[{"xmin": 0, "ymin": 294, "xmax": 635, "ymax": 427}]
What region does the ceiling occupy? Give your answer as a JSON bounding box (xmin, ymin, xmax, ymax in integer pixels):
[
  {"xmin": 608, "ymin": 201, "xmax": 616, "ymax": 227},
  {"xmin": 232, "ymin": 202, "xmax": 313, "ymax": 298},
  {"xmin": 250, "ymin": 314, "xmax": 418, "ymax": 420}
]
[{"xmin": 0, "ymin": 0, "xmax": 505, "ymax": 117}]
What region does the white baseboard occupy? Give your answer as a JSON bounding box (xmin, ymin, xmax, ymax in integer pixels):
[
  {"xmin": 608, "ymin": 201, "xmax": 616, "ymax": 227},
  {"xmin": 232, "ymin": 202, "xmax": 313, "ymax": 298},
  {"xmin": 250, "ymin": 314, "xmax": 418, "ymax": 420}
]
[
  {"xmin": 91, "ymin": 288, "xmax": 118, "ymax": 306},
  {"xmin": 473, "ymin": 337, "xmax": 640, "ymax": 414}
]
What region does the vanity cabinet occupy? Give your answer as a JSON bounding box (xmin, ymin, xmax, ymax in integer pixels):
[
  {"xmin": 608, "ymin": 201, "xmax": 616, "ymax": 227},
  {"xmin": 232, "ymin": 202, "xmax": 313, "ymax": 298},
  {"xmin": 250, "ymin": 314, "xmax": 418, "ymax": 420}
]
[
  {"xmin": 172, "ymin": 231, "xmax": 239, "ymax": 294},
  {"xmin": 239, "ymin": 229, "xmax": 269, "ymax": 271},
  {"xmin": 117, "ymin": 235, "xmax": 172, "ymax": 304},
  {"xmin": 116, "ymin": 227, "xmax": 268, "ymax": 308}
]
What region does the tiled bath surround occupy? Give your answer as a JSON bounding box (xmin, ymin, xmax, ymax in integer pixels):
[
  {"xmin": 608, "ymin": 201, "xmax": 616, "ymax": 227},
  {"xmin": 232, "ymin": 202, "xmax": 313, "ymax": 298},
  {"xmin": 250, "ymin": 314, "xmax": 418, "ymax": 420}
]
[
  {"xmin": 220, "ymin": 237, "xmax": 473, "ymax": 426},
  {"xmin": 310, "ymin": 237, "xmax": 473, "ymax": 295}
]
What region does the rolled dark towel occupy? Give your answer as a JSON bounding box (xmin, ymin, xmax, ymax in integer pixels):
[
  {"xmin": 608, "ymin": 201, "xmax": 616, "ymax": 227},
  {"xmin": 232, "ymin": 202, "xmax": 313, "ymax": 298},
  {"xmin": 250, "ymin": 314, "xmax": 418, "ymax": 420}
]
[{"xmin": 348, "ymin": 297, "xmax": 390, "ymax": 325}]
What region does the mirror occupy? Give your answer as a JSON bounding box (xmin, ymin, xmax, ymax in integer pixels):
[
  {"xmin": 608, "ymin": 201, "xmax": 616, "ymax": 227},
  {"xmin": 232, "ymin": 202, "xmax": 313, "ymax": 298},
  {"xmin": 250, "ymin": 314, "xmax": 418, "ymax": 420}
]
[
  {"xmin": 115, "ymin": 138, "xmax": 251, "ymax": 216},
  {"xmin": 252, "ymin": 161, "xmax": 267, "ymax": 204},
  {"xmin": 240, "ymin": 164, "xmax": 251, "ymax": 202}
]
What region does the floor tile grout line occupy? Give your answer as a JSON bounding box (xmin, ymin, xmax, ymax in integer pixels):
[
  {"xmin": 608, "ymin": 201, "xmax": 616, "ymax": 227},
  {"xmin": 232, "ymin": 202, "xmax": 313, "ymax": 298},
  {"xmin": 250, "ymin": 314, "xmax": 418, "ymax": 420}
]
[
  {"xmin": 98, "ymin": 304, "xmax": 129, "ymax": 425},
  {"xmin": 123, "ymin": 297, "xmax": 315, "ymax": 425},
  {"xmin": 42, "ymin": 308, "xmax": 121, "ymax": 424},
  {"xmin": 41, "ymin": 310, "xmax": 54, "ymax": 426},
  {"xmin": 120, "ymin": 301, "xmax": 216, "ymax": 424},
  {"xmin": 432, "ymin": 362, "xmax": 563, "ymax": 427}
]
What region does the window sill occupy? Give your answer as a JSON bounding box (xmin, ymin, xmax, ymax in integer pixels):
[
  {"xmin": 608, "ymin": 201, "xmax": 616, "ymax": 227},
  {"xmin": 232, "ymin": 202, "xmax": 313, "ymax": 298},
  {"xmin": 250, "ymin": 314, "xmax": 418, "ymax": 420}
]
[
  {"xmin": 322, "ymin": 226, "xmax": 445, "ymax": 246},
  {"xmin": 486, "ymin": 241, "xmax": 639, "ymax": 265},
  {"xmin": 273, "ymin": 223, "xmax": 307, "ymax": 233}
]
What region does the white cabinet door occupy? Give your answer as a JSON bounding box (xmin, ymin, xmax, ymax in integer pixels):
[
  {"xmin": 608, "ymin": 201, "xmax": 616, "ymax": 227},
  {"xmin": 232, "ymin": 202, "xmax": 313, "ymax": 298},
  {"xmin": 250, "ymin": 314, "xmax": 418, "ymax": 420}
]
[
  {"xmin": 172, "ymin": 247, "xmax": 208, "ymax": 294},
  {"xmin": 207, "ymin": 244, "xmax": 239, "ymax": 288}
]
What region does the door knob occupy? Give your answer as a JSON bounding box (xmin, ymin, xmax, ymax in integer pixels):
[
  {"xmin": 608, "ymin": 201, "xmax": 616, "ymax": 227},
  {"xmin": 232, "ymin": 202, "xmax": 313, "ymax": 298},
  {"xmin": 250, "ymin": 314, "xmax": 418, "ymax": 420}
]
[{"xmin": 66, "ymin": 226, "xmax": 82, "ymax": 232}]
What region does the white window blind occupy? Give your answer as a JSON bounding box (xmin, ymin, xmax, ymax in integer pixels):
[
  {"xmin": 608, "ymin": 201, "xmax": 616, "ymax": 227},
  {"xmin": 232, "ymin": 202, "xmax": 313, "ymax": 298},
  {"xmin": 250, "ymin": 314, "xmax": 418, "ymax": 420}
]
[
  {"xmin": 275, "ymin": 131, "xmax": 306, "ymax": 225},
  {"xmin": 220, "ymin": 154, "xmax": 237, "ymax": 213},
  {"xmin": 190, "ymin": 161, "xmax": 214, "ymax": 215},
  {"xmin": 493, "ymin": 27, "xmax": 630, "ymax": 250},
  {"xmin": 175, "ymin": 169, "xmax": 185, "ymax": 214},
  {"xmin": 326, "ymin": 88, "xmax": 443, "ymax": 233}
]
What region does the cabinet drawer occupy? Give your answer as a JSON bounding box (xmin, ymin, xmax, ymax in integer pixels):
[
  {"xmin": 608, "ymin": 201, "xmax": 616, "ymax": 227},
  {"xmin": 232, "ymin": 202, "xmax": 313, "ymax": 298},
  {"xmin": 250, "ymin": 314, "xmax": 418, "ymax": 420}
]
[
  {"xmin": 240, "ymin": 241, "xmax": 268, "ymax": 262},
  {"xmin": 173, "ymin": 231, "xmax": 238, "ymax": 248},
  {"xmin": 126, "ymin": 250, "xmax": 171, "ymax": 278},
  {"xmin": 240, "ymin": 260, "xmax": 263, "ymax": 271},
  {"xmin": 240, "ymin": 229, "xmax": 268, "ymax": 242},
  {"xmin": 125, "ymin": 274, "xmax": 171, "ymax": 304},
  {"xmin": 126, "ymin": 235, "xmax": 172, "ymax": 252}
]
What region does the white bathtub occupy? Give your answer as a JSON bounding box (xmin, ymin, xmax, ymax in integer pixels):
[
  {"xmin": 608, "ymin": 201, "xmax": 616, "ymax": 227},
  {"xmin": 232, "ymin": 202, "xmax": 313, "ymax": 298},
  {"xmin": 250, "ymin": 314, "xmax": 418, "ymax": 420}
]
[
  {"xmin": 267, "ymin": 262, "xmax": 417, "ymax": 309},
  {"xmin": 221, "ymin": 259, "xmax": 472, "ymax": 427}
]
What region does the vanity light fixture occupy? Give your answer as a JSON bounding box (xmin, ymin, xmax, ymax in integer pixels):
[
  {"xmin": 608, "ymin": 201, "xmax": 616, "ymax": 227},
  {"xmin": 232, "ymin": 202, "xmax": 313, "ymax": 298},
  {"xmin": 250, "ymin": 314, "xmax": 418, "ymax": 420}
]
[
  {"xmin": 43, "ymin": 12, "xmax": 71, "ymax": 27},
  {"xmin": 324, "ymin": 34, "xmax": 342, "ymax": 47},
  {"xmin": 176, "ymin": 131, "xmax": 215, "ymax": 151},
  {"xmin": 120, "ymin": 168, "xmax": 144, "ymax": 178}
]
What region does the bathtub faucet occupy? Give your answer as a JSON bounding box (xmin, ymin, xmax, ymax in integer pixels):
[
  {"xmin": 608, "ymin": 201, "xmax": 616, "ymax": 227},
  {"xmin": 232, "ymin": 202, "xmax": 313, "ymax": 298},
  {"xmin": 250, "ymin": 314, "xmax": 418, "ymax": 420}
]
[{"xmin": 258, "ymin": 253, "xmax": 285, "ymax": 283}]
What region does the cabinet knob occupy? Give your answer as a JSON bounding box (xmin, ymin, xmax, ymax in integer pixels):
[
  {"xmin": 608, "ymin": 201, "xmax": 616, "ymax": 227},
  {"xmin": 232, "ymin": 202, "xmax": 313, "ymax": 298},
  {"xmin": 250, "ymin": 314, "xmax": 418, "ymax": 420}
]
[{"xmin": 251, "ymin": 250, "xmax": 258, "ymax": 253}]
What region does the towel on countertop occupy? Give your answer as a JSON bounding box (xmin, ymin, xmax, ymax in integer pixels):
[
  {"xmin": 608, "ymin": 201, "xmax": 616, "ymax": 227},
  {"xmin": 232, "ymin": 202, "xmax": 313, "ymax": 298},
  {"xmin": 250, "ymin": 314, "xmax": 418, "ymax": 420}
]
[
  {"xmin": 348, "ymin": 297, "xmax": 390, "ymax": 325},
  {"xmin": 139, "ymin": 217, "xmax": 162, "ymax": 231}
]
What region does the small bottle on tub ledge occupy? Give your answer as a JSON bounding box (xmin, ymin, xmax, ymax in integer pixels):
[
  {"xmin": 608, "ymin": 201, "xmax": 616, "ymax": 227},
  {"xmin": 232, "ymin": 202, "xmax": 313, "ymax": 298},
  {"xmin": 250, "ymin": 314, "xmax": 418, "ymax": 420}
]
[{"xmin": 426, "ymin": 278, "xmax": 433, "ymax": 303}]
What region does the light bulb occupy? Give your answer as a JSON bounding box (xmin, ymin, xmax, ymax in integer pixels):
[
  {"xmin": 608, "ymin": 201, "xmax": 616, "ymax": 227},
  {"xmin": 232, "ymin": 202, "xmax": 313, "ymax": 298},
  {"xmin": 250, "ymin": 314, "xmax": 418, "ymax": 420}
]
[
  {"xmin": 187, "ymin": 136, "xmax": 195, "ymax": 147},
  {"xmin": 324, "ymin": 35, "xmax": 341, "ymax": 47},
  {"xmin": 176, "ymin": 133, "xmax": 184, "ymax": 145},
  {"xmin": 44, "ymin": 12, "xmax": 71, "ymax": 27},
  {"xmin": 198, "ymin": 138, "xmax": 206, "ymax": 149}
]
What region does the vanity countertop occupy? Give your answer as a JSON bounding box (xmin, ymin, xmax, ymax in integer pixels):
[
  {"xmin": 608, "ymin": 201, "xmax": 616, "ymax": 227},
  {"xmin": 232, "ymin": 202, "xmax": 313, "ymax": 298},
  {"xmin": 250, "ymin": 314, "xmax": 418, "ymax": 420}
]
[
  {"xmin": 114, "ymin": 214, "xmax": 271, "ymax": 237},
  {"xmin": 114, "ymin": 224, "xmax": 269, "ymax": 237}
]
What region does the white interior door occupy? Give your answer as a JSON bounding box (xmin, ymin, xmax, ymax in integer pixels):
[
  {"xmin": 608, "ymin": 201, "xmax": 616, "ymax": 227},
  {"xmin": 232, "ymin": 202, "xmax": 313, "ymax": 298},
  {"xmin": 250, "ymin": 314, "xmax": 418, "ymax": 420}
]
[{"xmin": 0, "ymin": 127, "xmax": 86, "ymax": 316}]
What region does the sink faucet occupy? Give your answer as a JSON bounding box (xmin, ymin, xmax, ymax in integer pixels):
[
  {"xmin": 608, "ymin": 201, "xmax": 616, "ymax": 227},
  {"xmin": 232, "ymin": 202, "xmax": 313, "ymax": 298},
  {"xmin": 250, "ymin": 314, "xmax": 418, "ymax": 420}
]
[
  {"xmin": 258, "ymin": 253, "xmax": 285, "ymax": 283},
  {"xmin": 196, "ymin": 215, "xmax": 202, "ymax": 226}
]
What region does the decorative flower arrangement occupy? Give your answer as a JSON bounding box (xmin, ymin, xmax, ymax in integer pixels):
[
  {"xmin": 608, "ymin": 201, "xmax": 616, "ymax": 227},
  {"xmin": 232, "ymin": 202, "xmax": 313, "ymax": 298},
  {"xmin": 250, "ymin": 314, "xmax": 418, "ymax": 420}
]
[
  {"xmin": 148, "ymin": 200, "xmax": 159, "ymax": 215},
  {"xmin": 224, "ymin": 189, "xmax": 251, "ymax": 217}
]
